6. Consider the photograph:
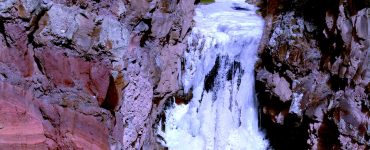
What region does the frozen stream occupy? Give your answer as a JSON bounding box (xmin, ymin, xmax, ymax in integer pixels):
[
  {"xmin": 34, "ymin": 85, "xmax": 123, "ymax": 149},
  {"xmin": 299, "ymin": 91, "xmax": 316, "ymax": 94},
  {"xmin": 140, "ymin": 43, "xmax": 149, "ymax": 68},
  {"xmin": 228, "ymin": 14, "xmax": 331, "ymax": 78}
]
[{"xmin": 158, "ymin": 0, "xmax": 268, "ymax": 149}]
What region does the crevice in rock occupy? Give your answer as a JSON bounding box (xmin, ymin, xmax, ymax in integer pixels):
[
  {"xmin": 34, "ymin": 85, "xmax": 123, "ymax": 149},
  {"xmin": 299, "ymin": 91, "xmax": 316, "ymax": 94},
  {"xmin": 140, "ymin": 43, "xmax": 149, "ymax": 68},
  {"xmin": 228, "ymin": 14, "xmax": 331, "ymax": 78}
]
[
  {"xmin": 52, "ymin": 38, "xmax": 76, "ymax": 51},
  {"xmin": 259, "ymin": 50, "xmax": 275, "ymax": 73},
  {"xmin": 0, "ymin": 73, "xmax": 7, "ymax": 79},
  {"xmin": 139, "ymin": 18, "xmax": 152, "ymax": 47},
  {"xmin": 328, "ymin": 75, "xmax": 348, "ymax": 91},
  {"xmin": 26, "ymin": 8, "xmax": 48, "ymax": 48},
  {"xmin": 318, "ymin": 115, "xmax": 341, "ymax": 149},
  {"xmin": 0, "ymin": 19, "xmax": 11, "ymax": 47},
  {"xmin": 33, "ymin": 55, "xmax": 45, "ymax": 75},
  {"xmin": 101, "ymin": 75, "xmax": 119, "ymax": 114}
]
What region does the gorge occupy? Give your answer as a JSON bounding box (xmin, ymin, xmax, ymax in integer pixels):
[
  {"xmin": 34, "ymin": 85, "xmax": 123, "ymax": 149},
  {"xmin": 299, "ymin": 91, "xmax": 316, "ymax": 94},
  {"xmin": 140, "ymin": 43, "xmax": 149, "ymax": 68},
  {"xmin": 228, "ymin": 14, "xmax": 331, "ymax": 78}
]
[{"xmin": 0, "ymin": 0, "xmax": 369, "ymax": 149}]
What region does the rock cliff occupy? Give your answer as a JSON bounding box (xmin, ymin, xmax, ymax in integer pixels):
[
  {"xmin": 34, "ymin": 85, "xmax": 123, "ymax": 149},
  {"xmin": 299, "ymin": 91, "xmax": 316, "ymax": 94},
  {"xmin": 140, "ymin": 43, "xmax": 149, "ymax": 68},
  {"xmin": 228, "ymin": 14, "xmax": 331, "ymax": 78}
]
[
  {"xmin": 254, "ymin": 0, "xmax": 370, "ymax": 149},
  {"xmin": 0, "ymin": 0, "xmax": 195, "ymax": 149},
  {"xmin": 1, "ymin": 0, "xmax": 370, "ymax": 149}
]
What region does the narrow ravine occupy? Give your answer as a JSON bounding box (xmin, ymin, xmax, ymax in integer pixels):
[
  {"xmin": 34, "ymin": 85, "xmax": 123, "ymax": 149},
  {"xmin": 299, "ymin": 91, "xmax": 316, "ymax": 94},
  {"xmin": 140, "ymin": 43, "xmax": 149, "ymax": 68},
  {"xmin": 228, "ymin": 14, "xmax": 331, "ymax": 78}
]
[{"xmin": 157, "ymin": 0, "xmax": 268, "ymax": 149}]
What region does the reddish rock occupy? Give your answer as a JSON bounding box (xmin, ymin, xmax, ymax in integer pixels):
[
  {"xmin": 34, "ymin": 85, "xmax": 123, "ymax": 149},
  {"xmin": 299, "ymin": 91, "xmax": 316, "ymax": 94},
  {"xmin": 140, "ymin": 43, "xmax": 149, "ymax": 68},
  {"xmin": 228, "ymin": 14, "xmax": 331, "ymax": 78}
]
[
  {"xmin": 0, "ymin": 23, "xmax": 34, "ymax": 77},
  {"xmin": 35, "ymin": 47, "xmax": 110, "ymax": 105},
  {"xmin": 56, "ymin": 106, "xmax": 110, "ymax": 150},
  {"xmin": 0, "ymin": 0, "xmax": 196, "ymax": 149},
  {"xmin": 0, "ymin": 81, "xmax": 110, "ymax": 149},
  {"xmin": 0, "ymin": 82, "xmax": 48, "ymax": 149}
]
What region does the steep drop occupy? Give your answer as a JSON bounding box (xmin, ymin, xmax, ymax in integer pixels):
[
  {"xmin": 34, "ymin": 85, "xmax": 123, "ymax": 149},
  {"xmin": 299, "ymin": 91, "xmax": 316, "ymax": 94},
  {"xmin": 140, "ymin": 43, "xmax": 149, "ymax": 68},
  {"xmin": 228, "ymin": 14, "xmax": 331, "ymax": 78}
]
[{"xmin": 158, "ymin": 1, "xmax": 267, "ymax": 149}]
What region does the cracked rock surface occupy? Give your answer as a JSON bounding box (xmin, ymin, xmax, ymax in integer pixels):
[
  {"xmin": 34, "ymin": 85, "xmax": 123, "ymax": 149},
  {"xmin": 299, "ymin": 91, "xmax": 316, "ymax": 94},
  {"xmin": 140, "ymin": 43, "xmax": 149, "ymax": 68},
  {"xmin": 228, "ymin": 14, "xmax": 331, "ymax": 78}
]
[{"xmin": 0, "ymin": 0, "xmax": 195, "ymax": 149}]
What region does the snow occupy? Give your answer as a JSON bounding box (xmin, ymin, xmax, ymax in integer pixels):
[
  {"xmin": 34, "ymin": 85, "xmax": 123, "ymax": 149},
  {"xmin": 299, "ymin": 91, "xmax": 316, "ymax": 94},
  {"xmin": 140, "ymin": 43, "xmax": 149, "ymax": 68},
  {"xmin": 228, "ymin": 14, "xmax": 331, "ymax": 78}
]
[
  {"xmin": 290, "ymin": 92, "xmax": 304, "ymax": 116},
  {"xmin": 159, "ymin": 1, "xmax": 268, "ymax": 149}
]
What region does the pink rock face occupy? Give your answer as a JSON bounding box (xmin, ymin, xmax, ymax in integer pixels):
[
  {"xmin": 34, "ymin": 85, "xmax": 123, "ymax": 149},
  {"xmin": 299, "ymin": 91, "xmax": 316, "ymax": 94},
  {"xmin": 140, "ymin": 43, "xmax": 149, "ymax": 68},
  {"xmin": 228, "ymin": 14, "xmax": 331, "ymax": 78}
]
[
  {"xmin": 35, "ymin": 48, "xmax": 110, "ymax": 105},
  {"xmin": 0, "ymin": 82, "xmax": 110, "ymax": 150},
  {"xmin": 36, "ymin": 103, "xmax": 111, "ymax": 150},
  {"xmin": 0, "ymin": 24, "xmax": 34, "ymax": 77},
  {"xmin": 55, "ymin": 106, "xmax": 110, "ymax": 150},
  {"xmin": 0, "ymin": 0, "xmax": 196, "ymax": 149},
  {"xmin": 0, "ymin": 82, "xmax": 48, "ymax": 149}
]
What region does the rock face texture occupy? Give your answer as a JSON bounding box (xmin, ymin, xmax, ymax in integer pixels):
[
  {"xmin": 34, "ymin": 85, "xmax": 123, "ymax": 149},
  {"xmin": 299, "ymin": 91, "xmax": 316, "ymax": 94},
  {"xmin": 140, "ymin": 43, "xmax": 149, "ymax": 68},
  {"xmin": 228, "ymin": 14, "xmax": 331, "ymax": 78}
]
[
  {"xmin": 255, "ymin": 0, "xmax": 370, "ymax": 149},
  {"xmin": 0, "ymin": 0, "xmax": 195, "ymax": 149}
]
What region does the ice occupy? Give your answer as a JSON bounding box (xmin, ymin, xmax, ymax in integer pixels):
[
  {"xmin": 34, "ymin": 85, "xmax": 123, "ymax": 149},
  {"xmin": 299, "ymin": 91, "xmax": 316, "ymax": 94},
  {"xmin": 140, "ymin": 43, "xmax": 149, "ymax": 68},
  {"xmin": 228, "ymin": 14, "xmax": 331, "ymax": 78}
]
[{"xmin": 159, "ymin": 1, "xmax": 268, "ymax": 149}]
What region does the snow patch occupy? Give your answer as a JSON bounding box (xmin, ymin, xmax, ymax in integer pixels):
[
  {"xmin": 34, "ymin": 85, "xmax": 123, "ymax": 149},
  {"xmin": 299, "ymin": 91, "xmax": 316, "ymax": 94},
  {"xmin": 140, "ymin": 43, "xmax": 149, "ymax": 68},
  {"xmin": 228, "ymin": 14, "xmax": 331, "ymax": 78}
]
[{"xmin": 290, "ymin": 92, "xmax": 304, "ymax": 116}]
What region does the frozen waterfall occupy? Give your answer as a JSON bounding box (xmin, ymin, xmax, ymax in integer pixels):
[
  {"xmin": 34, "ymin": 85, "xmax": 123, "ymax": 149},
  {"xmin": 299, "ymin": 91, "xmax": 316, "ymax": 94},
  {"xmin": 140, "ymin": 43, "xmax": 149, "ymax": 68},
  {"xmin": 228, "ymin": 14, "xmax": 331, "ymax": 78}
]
[{"xmin": 157, "ymin": 0, "xmax": 268, "ymax": 149}]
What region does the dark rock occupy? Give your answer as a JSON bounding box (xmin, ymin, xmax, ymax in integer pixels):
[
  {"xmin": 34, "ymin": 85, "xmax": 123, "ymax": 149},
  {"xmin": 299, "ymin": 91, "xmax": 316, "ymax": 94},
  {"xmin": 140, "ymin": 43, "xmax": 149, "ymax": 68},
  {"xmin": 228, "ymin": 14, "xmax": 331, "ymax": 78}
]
[{"xmin": 256, "ymin": 0, "xmax": 369, "ymax": 149}]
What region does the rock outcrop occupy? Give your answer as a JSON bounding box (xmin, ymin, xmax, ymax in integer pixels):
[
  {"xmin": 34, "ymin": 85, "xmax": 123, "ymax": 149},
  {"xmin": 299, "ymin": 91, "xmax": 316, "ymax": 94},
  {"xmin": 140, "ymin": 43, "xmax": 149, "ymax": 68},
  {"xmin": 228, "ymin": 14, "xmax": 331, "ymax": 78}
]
[
  {"xmin": 0, "ymin": 0, "xmax": 195, "ymax": 149},
  {"xmin": 255, "ymin": 0, "xmax": 370, "ymax": 149}
]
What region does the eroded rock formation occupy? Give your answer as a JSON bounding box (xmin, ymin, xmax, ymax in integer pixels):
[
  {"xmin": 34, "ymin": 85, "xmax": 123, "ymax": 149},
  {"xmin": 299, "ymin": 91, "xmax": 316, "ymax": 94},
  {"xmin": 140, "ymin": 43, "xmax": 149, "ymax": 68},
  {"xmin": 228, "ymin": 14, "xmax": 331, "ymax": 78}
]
[
  {"xmin": 255, "ymin": 0, "xmax": 370, "ymax": 149},
  {"xmin": 0, "ymin": 0, "xmax": 195, "ymax": 149}
]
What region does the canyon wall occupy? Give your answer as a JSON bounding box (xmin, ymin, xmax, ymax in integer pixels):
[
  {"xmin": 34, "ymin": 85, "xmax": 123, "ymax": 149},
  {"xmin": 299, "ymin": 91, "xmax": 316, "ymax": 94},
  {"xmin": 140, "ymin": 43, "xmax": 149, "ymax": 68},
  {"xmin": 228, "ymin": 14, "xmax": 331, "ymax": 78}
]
[
  {"xmin": 0, "ymin": 0, "xmax": 195, "ymax": 149},
  {"xmin": 255, "ymin": 0, "xmax": 370, "ymax": 149},
  {"xmin": 2, "ymin": 0, "xmax": 369, "ymax": 149}
]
